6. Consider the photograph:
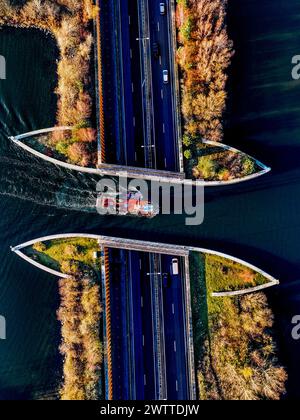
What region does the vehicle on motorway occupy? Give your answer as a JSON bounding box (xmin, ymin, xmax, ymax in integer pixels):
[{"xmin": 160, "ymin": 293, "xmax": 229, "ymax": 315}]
[
  {"xmin": 172, "ymin": 258, "xmax": 179, "ymax": 275},
  {"xmin": 163, "ymin": 273, "xmax": 172, "ymax": 288},
  {"xmin": 152, "ymin": 42, "xmax": 160, "ymax": 60},
  {"xmin": 160, "ymin": 2, "xmax": 166, "ymax": 15},
  {"xmin": 163, "ymin": 70, "xmax": 169, "ymax": 84}
]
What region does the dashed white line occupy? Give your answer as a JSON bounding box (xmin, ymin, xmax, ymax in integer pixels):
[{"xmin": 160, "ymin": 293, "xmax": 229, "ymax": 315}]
[
  {"xmin": 164, "ymin": 157, "xmax": 167, "ymax": 168},
  {"xmin": 157, "ymin": 22, "xmax": 160, "ymax": 32},
  {"xmin": 139, "ymin": 259, "xmax": 142, "ymax": 269},
  {"xmin": 176, "ymin": 380, "xmax": 179, "ymax": 392},
  {"xmin": 129, "ymin": 16, "xmax": 131, "ymax": 25},
  {"xmin": 130, "ymin": 49, "xmax": 133, "ymax": 59},
  {"xmin": 174, "ymin": 340, "xmax": 177, "ymax": 353},
  {"xmin": 159, "ymin": 56, "xmax": 162, "ymax": 66},
  {"xmin": 172, "ymin": 303, "xmax": 175, "ymax": 315},
  {"xmin": 161, "ymin": 89, "xmax": 164, "ymax": 100},
  {"xmin": 144, "ymin": 374, "xmax": 147, "ymax": 386},
  {"xmin": 163, "ymin": 123, "xmax": 166, "ymax": 134},
  {"xmin": 141, "ymin": 296, "xmax": 144, "ymax": 308},
  {"xmin": 132, "ymin": 83, "xmax": 134, "ymax": 93},
  {"xmin": 133, "ymin": 117, "xmax": 136, "ymax": 127},
  {"xmin": 142, "ymin": 335, "xmax": 145, "ymax": 347}
]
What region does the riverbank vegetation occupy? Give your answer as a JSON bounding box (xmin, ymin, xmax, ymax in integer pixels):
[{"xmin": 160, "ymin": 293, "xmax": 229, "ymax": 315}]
[
  {"xmin": 57, "ymin": 276, "xmax": 103, "ymax": 400},
  {"xmin": 205, "ymin": 254, "xmax": 269, "ymax": 294},
  {"xmin": 28, "ymin": 237, "xmax": 103, "ymax": 400},
  {"xmin": 190, "ymin": 252, "xmax": 287, "ymax": 400},
  {"xmin": 0, "ymin": 0, "xmax": 98, "ymax": 166},
  {"xmin": 176, "ymin": 0, "xmax": 235, "ymax": 178},
  {"xmin": 31, "ymin": 238, "xmax": 101, "ymax": 276},
  {"xmin": 188, "ymin": 143, "xmax": 260, "ymax": 181}
]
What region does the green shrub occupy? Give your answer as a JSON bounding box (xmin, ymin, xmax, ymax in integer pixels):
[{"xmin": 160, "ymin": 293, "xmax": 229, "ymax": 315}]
[
  {"xmin": 242, "ymin": 157, "xmax": 256, "ymax": 175},
  {"xmin": 197, "ymin": 156, "xmax": 217, "ymax": 179},
  {"xmin": 184, "ymin": 150, "xmax": 192, "ymax": 160},
  {"xmin": 183, "ymin": 134, "xmax": 192, "ymax": 147}
]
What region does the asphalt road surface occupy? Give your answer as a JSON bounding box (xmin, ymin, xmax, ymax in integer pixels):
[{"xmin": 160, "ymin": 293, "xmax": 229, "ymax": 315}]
[
  {"xmin": 108, "ymin": 248, "xmax": 189, "ymax": 400},
  {"xmin": 100, "ymin": 0, "xmax": 179, "ymax": 171}
]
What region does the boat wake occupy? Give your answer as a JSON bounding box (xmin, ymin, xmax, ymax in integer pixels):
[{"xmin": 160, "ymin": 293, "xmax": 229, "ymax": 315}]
[{"xmin": 0, "ymin": 149, "xmax": 99, "ymax": 213}]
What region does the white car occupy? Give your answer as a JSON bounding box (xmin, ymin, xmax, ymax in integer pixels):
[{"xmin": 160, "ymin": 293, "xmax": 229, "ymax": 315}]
[
  {"xmin": 172, "ymin": 258, "xmax": 179, "ymax": 276},
  {"xmin": 160, "ymin": 2, "xmax": 166, "ymax": 15},
  {"xmin": 163, "ymin": 70, "xmax": 169, "ymax": 84}
]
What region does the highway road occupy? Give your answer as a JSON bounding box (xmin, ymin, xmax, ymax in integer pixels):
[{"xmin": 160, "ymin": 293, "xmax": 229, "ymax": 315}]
[
  {"xmin": 109, "ymin": 248, "xmax": 131, "ymax": 400},
  {"xmin": 99, "ymin": 0, "xmax": 180, "ymax": 171},
  {"xmin": 148, "ymin": 0, "xmax": 178, "ymax": 171},
  {"xmin": 108, "ymin": 247, "xmax": 189, "ymax": 400},
  {"xmin": 161, "ymin": 255, "xmax": 189, "ymax": 399},
  {"xmin": 109, "ymin": 249, "xmax": 156, "ymax": 399}
]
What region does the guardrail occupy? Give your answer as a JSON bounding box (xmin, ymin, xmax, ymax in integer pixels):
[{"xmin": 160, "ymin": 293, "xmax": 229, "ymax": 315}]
[
  {"xmin": 11, "ymin": 247, "xmax": 70, "ymax": 278},
  {"xmin": 211, "ymin": 281, "xmax": 280, "ymax": 297},
  {"xmin": 183, "ymin": 256, "xmax": 197, "ymax": 400},
  {"xmin": 103, "ymin": 247, "xmax": 113, "ymax": 400},
  {"xmin": 94, "ymin": 0, "xmax": 106, "ymax": 164}
]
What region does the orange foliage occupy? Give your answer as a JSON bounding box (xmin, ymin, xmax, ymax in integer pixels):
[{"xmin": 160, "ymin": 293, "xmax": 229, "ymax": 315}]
[{"xmin": 177, "ymin": 0, "xmax": 234, "ymax": 143}]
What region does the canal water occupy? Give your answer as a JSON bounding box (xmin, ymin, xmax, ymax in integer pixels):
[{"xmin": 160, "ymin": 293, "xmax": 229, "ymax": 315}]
[{"xmin": 1, "ymin": 0, "xmax": 300, "ymax": 399}]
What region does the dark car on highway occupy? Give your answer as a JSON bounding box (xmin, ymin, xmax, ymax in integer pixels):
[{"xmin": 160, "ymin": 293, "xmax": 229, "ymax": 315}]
[
  {"xmin": 152, "ymin": 42, "xmax": 160, "ymax": 60},
  {"xmin": 163, "ymin": 273, "xmax": 172, "ymax": 288}
]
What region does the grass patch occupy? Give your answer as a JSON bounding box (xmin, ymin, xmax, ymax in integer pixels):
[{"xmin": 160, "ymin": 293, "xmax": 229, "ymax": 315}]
[
  {"xmin": 206, "ymin": 254, "xmax": 268, "ymax": 295},
  {"xmin": 28, "ymin": 238, "xmax": 100, "ymax": 275}
]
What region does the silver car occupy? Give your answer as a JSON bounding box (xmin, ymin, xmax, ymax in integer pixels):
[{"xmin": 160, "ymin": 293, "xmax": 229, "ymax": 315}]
[
  {"xmin": 163, "ymin": 70, "xmax": 169, "ymax": 84},
  {"xmin": 160, "ymin": 2, "xmax": 166, "ymax": 15}
]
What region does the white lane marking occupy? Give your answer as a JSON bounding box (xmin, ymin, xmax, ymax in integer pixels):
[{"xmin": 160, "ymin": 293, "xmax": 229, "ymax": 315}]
[
  {"xmin": 135, "ymin": 152, "xmax": 138, "ymax": 162},
  {"xmin": 163, "ymin": 123, "xmax": 166, "ymax": 134},
  {"xmin": 130, "ymin": 49, "xmax": 133, "ymax": 59},
  {"xmin": 129, "ymin": 16, "xmax": 131, "ymax": 25},
  {"xmin": 133, "ymin": 117, "xmax": 136, "ymax": 127},
  {"xmin": 161, "ymin": 89, "xmax": 164, "ymax": 100},
  {"xmin": 132, "ymin": 83, "xmax": 134, "ymax": 93},
  {"xmin": 144, "ymin": 375, "xmax": 147, "ymax": 386},
  {"xmin": 141, "ymin": 296, "xmax": 144, "ymax": 308},
  {"xmin": 172, "ymin": 303, "xmax": 175, "ymax": 315},
  {"xmin": 157, "ymin": 22, "xmax": 160, "ymax": 32},
  {"xmin": 159, "ymin": 56, "xmax": 162, "ymax": 66},
  {"xmin": 142, "ymin": 335, "xmax": 145, "ymax": 347},
  {"xmin": 139, "ymin": 259, "xmax": 142, "ymax": 270},
  {"xmin": 176, "ymin": 380, "xmax": 178, "ymax": 392},
  {"xmin": 164, "ymin": 158, "xmax": 167, "ymax": 168},
  {"xmin": 174, "ymin": 341, "xmax": 177, "ymax": 352}
]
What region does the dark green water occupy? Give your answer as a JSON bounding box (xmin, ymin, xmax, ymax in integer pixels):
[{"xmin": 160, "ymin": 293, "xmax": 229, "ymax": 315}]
[{"xmin": 1, "ymin": 0, "xmax": 300, "ymax": 399}]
